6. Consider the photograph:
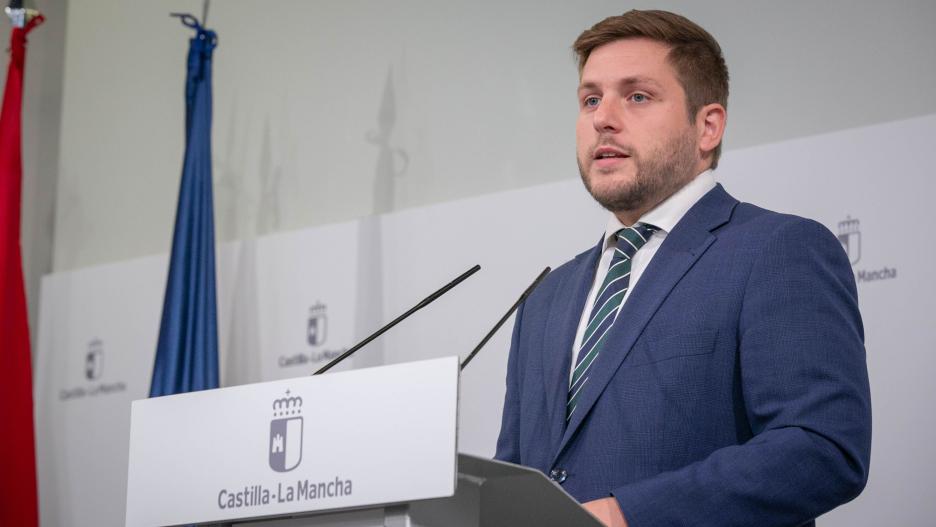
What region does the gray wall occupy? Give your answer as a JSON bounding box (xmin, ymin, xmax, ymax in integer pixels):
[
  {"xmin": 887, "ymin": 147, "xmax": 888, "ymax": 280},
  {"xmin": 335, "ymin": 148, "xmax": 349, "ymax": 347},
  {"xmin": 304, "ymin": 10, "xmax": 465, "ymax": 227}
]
[{"xmin": 44, "ymin": 0, "xmax": 936, "ymax": 275}]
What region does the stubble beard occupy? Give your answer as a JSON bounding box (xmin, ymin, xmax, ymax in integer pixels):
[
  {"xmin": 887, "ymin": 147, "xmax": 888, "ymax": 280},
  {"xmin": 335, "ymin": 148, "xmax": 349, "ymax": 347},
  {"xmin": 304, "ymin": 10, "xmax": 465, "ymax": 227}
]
[{"xmin": 578, "ymin": 130, "xmax": 698, "ymax": 217}]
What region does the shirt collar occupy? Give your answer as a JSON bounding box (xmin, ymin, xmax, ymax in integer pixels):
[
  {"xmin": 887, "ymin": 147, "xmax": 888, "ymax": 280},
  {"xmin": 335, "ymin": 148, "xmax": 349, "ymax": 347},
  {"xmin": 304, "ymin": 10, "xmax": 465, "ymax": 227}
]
[{"xmin": 602, "ymin": 169, "xmax": 717, "ymax": 248}]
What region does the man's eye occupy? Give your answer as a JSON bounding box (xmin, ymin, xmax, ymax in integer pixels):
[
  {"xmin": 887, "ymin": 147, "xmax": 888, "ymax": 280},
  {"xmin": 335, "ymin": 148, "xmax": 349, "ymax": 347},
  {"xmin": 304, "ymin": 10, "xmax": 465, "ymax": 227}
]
[
  {"xmin": 584, "ymin": 96, "xmax": 600, "ymax": 107},
  {"xmin": 631, "ymin": 93, "xmax": 648, "ymax": 103}
]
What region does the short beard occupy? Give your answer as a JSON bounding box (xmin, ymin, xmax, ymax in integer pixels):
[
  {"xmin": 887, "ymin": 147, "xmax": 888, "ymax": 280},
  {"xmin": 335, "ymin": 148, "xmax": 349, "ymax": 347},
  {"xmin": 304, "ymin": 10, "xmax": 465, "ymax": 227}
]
[{"xmin": 578, "ymin": 130, "xmax": 698, "ymax": 216}]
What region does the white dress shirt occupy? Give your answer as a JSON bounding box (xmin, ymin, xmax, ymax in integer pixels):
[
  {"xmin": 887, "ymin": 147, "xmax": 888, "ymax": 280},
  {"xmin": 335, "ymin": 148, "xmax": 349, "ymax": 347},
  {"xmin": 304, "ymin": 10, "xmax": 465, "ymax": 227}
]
[{"xmin": 570, "ymin": 170, "xmax": 717, "ymax": 380}]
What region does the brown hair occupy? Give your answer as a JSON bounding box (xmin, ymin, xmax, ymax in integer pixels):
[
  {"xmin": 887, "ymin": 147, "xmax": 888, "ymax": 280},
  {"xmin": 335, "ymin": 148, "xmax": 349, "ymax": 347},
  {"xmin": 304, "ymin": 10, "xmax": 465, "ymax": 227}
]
[{"xmin": 573, "ymin": 10, "xmax": 729, "ymax": 168}]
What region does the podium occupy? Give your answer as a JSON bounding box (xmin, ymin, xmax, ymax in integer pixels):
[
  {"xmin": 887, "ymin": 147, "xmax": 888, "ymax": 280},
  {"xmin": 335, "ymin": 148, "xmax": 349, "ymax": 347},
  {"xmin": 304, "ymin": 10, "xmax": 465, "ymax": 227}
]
[{"xmin": 126, "ymin": 357, "xmax": 600, "ymax": 526}]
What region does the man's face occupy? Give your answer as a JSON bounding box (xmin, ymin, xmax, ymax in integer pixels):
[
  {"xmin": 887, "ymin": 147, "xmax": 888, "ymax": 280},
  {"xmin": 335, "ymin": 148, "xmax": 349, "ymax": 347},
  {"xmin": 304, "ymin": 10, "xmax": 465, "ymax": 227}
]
[{"xmin": 576, "ymin": 38, "xmax": 700, "ymax": 217}]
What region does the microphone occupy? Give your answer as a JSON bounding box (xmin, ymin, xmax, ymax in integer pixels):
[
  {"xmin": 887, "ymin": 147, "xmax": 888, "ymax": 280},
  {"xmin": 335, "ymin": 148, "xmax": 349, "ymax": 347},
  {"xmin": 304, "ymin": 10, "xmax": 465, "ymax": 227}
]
[
  {"xmin": 313, "ymin": 264, "xmax": 482, "ymax": 375},
  {"xmin": 460, "ymin": 266, "xmax": 551, "ymax": 371}
]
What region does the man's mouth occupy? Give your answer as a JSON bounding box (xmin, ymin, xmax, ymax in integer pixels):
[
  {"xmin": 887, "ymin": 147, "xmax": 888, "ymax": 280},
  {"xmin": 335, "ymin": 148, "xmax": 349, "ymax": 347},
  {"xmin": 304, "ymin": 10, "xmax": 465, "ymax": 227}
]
[
  {"xmin": 594, "ymin": 147, "xmax": 628, "ymax": 159},
  {"xmin": 592, "ymin": 146, "xmax": 631, "ymax": 167}
]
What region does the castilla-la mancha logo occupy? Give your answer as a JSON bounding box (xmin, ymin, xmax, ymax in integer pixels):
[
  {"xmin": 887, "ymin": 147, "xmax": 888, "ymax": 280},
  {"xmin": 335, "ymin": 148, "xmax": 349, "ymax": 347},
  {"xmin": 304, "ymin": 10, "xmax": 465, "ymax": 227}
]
[
  {"xmin": 85, "ymin": 338, "xmax": 104, "ymax": 381},
  {"xmin": 269, "ymin": 390, "xmax": 304, "ymax": 473},
  {"xmin": 307, "ymin": 302, "xmax": 328, "ymax": 347},
  {"xmin": 836, "ymin": 215, "xmax": 897, "ymax": 283},
  {"xmin": 838, "ymin": 216, "xmax": 861, "ymax": 265}
]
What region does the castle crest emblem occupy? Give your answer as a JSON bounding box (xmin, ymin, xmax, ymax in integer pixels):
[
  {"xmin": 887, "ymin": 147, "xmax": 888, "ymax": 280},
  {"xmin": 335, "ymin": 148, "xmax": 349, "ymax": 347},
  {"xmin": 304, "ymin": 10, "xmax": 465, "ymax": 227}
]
[
  {"xmin": 269, "ymin": 390, "xmax": 303, "ymax": 472},
  {"xmin": 85, "ymin": 338, "xmax": 104, "ymax": 381},
  {"xmin": 838, "ymin": 216, "xmax": 861, "ymax": 265},
  {"xmin": 307, "ymin": 302, "xmax": 328, "ymax": 347}
]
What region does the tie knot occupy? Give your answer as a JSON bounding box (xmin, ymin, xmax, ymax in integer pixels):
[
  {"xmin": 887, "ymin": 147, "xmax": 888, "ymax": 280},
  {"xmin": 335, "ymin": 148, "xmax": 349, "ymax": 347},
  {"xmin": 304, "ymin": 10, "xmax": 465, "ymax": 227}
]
[{"xmin": 614, "ymin": 223, "xmax": 657, "ymax": 260}]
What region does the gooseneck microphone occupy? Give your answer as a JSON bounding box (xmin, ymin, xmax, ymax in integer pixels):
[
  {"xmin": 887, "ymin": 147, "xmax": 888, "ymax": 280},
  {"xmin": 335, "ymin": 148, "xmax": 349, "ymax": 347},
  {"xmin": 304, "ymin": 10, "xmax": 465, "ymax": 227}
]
[
  {"xmin": 460, "ymin": 266, "xmax": 551, "ymax": 371},
  {"xmin": 313, "ymin": 264, "xmax": 482, "ymax": 375}
]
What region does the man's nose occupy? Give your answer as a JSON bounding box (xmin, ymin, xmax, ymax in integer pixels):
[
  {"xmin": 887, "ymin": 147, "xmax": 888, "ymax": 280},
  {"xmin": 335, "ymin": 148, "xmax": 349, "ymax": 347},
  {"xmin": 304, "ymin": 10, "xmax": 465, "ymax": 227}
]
[{"xmin": 593, "ymin": 99, "xmax": 623, "ymax": 133}]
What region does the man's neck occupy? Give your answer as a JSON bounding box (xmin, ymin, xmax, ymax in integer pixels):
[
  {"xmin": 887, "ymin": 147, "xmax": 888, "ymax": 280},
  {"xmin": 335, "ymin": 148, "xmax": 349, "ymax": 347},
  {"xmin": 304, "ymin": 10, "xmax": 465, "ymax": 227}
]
[
  {"xmin": 614, "ymin": 206, "xmax": 655, "ymax": 228},
  {"xmin": 614, "ymin": 184, "xmax": 687, "ymax": 227}
]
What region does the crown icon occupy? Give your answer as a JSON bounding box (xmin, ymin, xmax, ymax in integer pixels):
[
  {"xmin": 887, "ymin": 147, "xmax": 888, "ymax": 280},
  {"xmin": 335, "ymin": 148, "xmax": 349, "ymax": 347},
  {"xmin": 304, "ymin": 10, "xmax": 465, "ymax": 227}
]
[
  {"xmin": 88, "ymin": 338, "xmax": 103, "ymax": 352},
  {"xmin": 273, "ymin": 390, "xmax": 303, "ymax": 417},
  {"xmin": 309, "ymin": 302, "xmax": 326, "ymax": 316},
  {"xmin": 838, "ymin": 216, "xmax": 859, "ymax": 235}
]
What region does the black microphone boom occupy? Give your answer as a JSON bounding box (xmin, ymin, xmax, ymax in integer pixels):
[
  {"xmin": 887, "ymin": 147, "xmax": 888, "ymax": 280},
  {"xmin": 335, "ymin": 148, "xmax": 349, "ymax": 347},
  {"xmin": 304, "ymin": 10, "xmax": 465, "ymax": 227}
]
[
  {"xmin": 314, "ymin": 264, "xmax": 482, "ymax": 375},
  {"xmin": 460, "ymin": 266, "xmax": 551, "ymax": 371}
]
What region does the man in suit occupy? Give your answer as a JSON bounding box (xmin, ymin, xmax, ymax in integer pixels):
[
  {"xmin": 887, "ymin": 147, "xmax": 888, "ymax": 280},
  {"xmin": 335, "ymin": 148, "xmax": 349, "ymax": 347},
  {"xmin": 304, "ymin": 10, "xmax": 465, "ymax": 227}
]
[{"xmin": 495, "ymin": 10, "xmax": 871, "ymax": 527}]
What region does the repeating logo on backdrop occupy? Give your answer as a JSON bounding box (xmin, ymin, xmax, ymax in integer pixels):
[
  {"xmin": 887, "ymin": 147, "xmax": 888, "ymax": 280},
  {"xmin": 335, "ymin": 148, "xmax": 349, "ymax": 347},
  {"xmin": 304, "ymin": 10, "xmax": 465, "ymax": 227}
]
[
  {"xmin": 277, "ymin": 302, "xmax": 343, "ymax": 369},
  {"xmin": 59, "ymin": 337, "xmax": 127, "ymax": 401},
  {"xmin": 307, "ymin": 302, "xmax": 328, "ymax": 347},
  {"xmin": 836, "ymin": 215, "xmax": 898, "ymax": 283},
  {"xmin": 838, "ymin": 216, "xmax": 861, "ymax": 265},
  {"xmin": 85, "ymin": 338, "xmax": 104, "ymax": 381},
  {"xmin": 269, "ymin": 390, "xmax": 304, "ymax": 472}
]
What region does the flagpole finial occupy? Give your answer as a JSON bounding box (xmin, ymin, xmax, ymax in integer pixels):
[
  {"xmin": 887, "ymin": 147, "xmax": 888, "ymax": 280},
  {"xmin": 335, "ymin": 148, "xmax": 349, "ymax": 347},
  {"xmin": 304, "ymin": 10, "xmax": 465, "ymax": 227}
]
[
  {"xmin": 170, "ymin": 12, "xmax": 202, "ymax": 30},
  {"xmin": 5, "ymin": 6, "xmax": 40, "ymax": 28}
]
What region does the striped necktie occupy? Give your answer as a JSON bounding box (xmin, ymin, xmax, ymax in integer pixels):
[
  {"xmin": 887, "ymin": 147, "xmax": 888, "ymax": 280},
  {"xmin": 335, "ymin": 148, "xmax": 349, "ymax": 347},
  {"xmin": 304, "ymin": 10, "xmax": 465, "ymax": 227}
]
[{"xmin": 567, "ymin": 222, "xmax": 657, "ymax": 420}]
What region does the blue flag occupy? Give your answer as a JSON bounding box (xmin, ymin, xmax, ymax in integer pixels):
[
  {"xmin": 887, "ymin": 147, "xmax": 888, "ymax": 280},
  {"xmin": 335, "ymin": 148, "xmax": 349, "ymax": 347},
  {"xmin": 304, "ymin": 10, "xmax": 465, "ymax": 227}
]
[{"xmin": 150, "ymin": 17, "xmax": 219, "ymax": 397}]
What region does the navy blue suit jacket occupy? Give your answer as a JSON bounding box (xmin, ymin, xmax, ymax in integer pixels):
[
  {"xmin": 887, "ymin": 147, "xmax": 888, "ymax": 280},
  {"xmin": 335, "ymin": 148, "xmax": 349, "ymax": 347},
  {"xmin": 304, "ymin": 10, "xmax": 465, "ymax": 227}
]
[{"xmin": 495, "ymin": 185, "xmax": 871, "ymax": 526}]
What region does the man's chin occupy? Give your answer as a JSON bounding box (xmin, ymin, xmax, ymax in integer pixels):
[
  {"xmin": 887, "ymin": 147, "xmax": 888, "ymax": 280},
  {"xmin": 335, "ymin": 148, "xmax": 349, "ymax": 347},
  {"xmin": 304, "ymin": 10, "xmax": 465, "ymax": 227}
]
[
  {"xmin": 588, "ymin": 161, "xmax": 634, "ymax": 176},
  {"xmin": 584, "ymin": 167, "xmax": 635, "ymax": 189},
  {"xmin": 578, "ymin": 163, "xmax": 643, "ymax": 209},
  {"xmin": 586, "ymin": 185, "xmax": 646, "ymax": 213},
  {"xmin": 585, "ymin": 174, "xmax": 637, "ymax": 199}
]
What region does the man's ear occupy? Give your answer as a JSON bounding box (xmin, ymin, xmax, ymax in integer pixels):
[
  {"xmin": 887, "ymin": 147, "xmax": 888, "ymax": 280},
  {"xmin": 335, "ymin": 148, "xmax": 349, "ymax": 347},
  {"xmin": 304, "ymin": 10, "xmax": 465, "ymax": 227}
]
[{"xmin": 697, "ymin": 103, "xmax": 726, "ymax": 159}]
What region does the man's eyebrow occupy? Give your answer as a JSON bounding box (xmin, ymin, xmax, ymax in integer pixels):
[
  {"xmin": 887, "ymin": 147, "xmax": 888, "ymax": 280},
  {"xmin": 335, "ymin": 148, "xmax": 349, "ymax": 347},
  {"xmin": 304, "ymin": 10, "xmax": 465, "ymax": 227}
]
[
  {"xmin": 577, "ymin": 76, "xmax": 664, "ymax": 92},
  {"xmin": 577, "ymin": 81, "xmax": 600, "ymax": 93}
]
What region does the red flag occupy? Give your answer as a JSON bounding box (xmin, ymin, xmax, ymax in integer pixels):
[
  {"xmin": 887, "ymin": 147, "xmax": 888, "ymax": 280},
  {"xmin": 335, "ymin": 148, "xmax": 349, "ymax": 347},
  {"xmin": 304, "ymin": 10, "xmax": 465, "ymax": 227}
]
[{"xmin": 0, "ymin": 13, "xmax": 43, "ymax": 527}]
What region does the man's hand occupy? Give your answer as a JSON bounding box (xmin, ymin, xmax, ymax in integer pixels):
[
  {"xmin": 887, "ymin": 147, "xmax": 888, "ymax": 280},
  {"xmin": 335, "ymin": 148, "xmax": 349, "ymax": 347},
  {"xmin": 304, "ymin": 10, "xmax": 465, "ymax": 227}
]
[{"xmin": 582, "ymin": 497, "xmax": 628, "ymax": 527}]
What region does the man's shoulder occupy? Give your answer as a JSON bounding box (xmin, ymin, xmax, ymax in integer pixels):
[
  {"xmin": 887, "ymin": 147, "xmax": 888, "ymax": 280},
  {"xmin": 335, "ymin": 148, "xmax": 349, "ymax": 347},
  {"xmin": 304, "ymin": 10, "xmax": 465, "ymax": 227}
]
[
  {"xmin": 722, "ymin": 200, "xmax": 838, "ymax": 248},
  {"xmin": 711, "ymin": 198, "xmax": 851, "ymax": 287}
]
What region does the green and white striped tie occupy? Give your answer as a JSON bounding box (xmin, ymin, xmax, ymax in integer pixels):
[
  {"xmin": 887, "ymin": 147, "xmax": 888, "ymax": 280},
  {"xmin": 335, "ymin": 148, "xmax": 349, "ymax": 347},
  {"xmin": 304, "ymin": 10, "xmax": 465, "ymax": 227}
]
[{"xmin": 567, "ymin": 223, "xmax": 657, "ymax": 420}]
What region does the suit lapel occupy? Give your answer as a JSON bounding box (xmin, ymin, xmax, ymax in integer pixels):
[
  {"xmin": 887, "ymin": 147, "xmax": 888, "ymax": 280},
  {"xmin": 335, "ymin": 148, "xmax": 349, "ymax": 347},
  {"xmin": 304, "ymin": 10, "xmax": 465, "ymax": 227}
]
[
  {"xmin": 542, "ymin": 241, "xmax": 601, "ymax": 456},
  {"xmin": 552, "ymin": 184, "xmax": 738, "ymax": 463}
]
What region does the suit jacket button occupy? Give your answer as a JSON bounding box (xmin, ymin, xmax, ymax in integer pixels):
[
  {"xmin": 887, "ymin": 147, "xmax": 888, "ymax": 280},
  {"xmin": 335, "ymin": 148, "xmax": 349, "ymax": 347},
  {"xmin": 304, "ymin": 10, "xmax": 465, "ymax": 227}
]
[{"xmin": 549, "ymin": 468, "xmax": 567, "ymax": 483}]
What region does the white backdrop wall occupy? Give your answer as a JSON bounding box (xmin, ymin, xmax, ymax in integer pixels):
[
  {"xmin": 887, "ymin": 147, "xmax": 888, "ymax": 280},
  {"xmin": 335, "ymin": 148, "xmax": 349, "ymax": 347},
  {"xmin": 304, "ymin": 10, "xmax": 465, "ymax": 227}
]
[{"xmin": 36, "ymin": 114, "xmax": 936, "ymax": 525}]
